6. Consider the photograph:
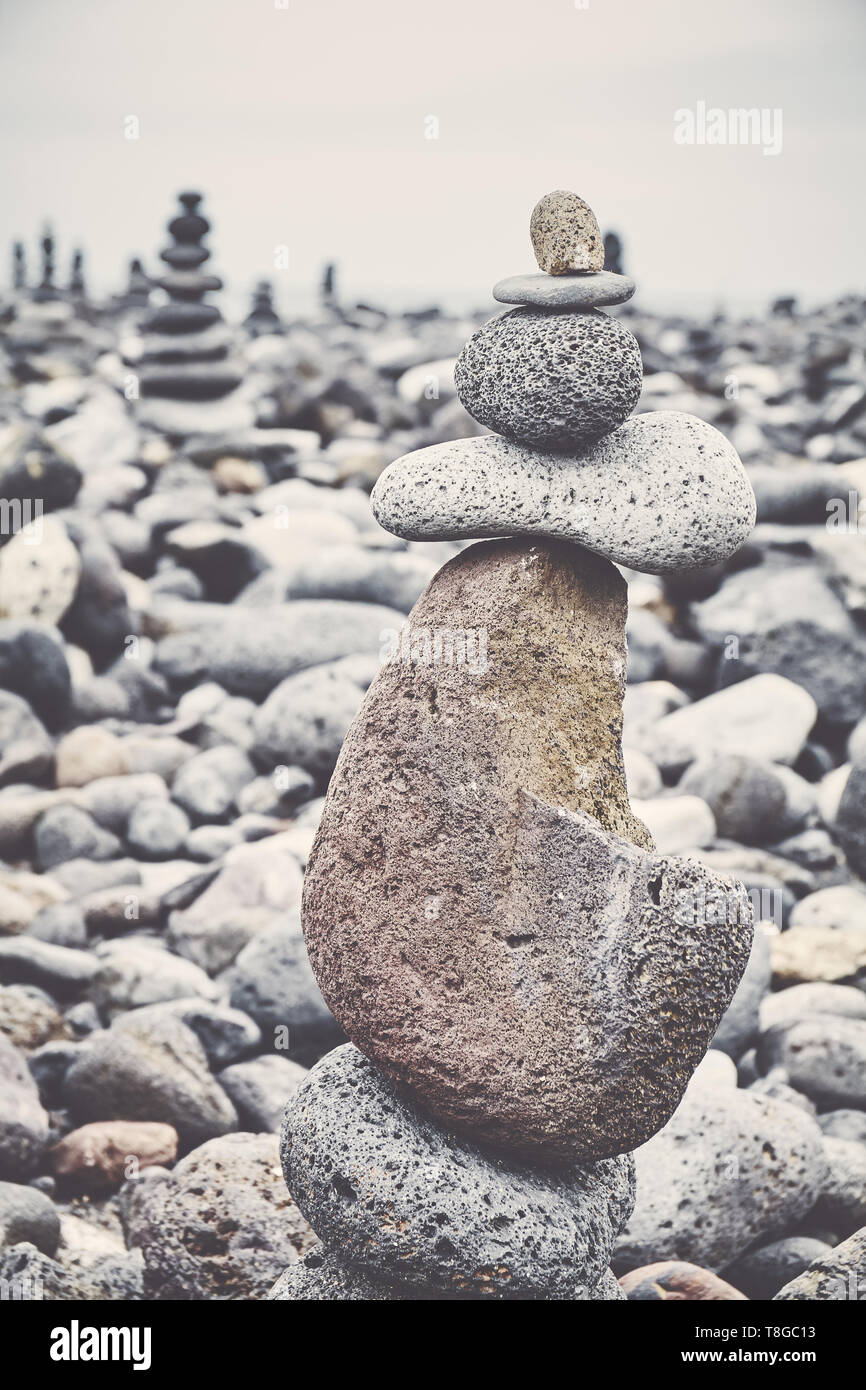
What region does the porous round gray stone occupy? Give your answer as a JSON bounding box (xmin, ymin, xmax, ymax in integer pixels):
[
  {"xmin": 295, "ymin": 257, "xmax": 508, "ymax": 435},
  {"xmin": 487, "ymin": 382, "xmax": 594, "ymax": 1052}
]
[
  {"xmin": 0, "ymin": 1240, "xmax": 144, "ymax": 1301},
  {"xmin": 371, "ymin": 412, "xmax": 756, "ymax": 575},
  {"xmin": 492, "ymin": 270, "xmax": 635, "ymax": 310},
  {"xmin": 614, "ymin": 1088, "xmax": 828, "ymax": 1272},
  {"xmin": 129, "ymin": 1132, "xmax": 315, "ymax": 1300},
  {"xmin": 282, "ymin": 1044, "xmax": 635, "ymax": 1300},
  {"xmin": 757, "ymin": 1016, "xmax": 866, "ymax": 1109},
  {"xmin": 268, "ymin": 1247, "xmax": 625, "ymax": 1301},
  {"xmin": 454, "ymin": 307, "xmax": 642, "ymax": 451}
]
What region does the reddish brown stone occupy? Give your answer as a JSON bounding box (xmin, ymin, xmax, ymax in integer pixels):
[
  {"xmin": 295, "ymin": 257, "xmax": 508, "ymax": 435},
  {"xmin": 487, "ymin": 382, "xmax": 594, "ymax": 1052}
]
[
  {"xmin": 51, "ymin": 1120, "xmax": 178, "ymax": 1191},
  {"xmin": 619, "ymin": 1261, "xmax": 748, "ymax": 1301},
  {"xmin": 302, "ymin": 539, "xmax": 752, "ymax": 1160}
]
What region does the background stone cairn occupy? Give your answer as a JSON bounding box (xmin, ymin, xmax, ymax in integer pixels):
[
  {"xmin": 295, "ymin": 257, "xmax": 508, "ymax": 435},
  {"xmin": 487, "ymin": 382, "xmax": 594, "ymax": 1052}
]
[
  {"xmin": 126, "ymin": 191, "xmax": 252, "ymax": 437},
  {"xmin": 272, "ymin": 191, "xmax": 759, "ymax": 1301}
]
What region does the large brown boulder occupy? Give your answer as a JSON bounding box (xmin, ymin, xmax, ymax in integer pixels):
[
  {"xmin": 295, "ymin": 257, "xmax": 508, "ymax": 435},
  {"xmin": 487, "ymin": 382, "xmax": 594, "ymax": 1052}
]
[{"xmin": 302, "ymin": 539, "xmax": 752, "ymax": 1160}]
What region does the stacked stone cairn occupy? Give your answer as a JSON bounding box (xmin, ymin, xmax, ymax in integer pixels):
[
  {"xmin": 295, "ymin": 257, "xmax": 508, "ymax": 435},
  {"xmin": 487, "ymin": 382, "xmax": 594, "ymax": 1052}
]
[
  {"xmin": 32, "ymin": 225, "xmax": 59, "ymax": 302},
  {"xmin": 11, "ymin": 240, "xmax": 26, "ymax": 292},
  {"xmin": 4, "ymin": 228, "xmax": 101, "ymax": 378},
  {"xmin": 129, "ymin": 191, "xmax": 251, "ymax": 435},
  {"xmin": 110, "ymin": 258, "xmax": 152, "ymax": 314},
  {"xmin": 271, "ymin": 191, "xmax": 759, "ymax": 1301},
  {"xmin": 68, "ymin": 248, "xmax": 86, "ymax": 299},
  {"xmin": 243, "ymin": 279, "xmax": 284, "ymax": 337}
]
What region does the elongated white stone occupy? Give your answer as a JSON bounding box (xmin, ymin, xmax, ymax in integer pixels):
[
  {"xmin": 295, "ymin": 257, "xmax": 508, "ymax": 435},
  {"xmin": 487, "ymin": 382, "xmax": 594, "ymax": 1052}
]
[{"xmin": 371, "ymin": 410, "xmax": 756, "ymax": 575}]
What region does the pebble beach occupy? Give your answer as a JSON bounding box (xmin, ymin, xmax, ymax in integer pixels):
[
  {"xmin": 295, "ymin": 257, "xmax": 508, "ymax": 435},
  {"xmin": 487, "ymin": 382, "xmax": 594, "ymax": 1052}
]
[{"xmin": 0, "ymin": 184, "xmax": 865, "ymax": 1306}]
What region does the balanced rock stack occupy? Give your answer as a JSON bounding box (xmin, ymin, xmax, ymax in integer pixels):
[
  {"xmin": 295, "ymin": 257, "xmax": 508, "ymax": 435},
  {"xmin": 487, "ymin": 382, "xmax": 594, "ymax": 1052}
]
[
  {"xmin": 243, "ymin": 279, "xmax": 284, "ymax": 337},
  {"xmin": 272, "ymin": 192, "xmax": 758, "ymax": 1301},
  {"xmin": 12, "ymin": 240, "xmax": 26, "ymax": 292},
  {"xmin": 111, "ymin": 257, "xmax": 151, "ymax": 314},
  {"xmin": 32, "ymin": 226, "xmax": 58, "ymax": 302},
  {"xmin": 130, "ymin": 192, "xmax": 252, "ymax": 435}
]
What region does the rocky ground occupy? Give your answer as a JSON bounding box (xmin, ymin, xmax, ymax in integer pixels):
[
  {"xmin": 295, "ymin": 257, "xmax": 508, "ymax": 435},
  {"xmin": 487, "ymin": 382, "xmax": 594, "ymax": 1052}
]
[{"xmin": 0, "ymin": 282, "xmax": 865, "ymax": 1300}]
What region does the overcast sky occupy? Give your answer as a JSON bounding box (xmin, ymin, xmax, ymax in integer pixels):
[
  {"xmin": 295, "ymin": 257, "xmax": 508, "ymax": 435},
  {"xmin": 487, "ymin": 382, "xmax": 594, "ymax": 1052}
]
[{"xmin": 1, "ymin": 0, "xmax": 864, "ymax": 311}]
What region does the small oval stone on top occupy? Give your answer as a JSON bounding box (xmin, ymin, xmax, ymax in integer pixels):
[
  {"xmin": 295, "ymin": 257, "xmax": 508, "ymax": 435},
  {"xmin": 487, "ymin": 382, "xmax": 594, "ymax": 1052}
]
[{"xmin": 529, "ymin": 189, "xmax": 605, "ymax": 274}]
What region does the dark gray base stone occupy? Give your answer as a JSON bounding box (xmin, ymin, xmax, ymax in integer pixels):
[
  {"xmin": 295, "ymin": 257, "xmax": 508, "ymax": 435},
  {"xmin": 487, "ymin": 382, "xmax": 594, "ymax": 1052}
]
[{"xmin": 282, "ymin": 1044, "xmax": 634, "ymax": 1301}]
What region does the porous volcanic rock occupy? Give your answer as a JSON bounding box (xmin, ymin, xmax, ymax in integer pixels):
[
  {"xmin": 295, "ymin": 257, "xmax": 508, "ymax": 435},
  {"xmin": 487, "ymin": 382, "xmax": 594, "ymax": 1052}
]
[
  {"xmin": 130, "ymin": 1131, "xmax": 315, "ymax": 1300},
  {"xmin": 281, "ymin": 1044, "xmax": 635, "ymax": 1298},
  {"xmin": 454, "ymin": 307, "xmax": 642, "ymax": 451},
  {"xmin": 529, "ymin": 189, "xmax": 604, "ymax": 273},
  {"xmin": 615, "ymin": 1089, "xmax": 828, "ymax": 1271}
]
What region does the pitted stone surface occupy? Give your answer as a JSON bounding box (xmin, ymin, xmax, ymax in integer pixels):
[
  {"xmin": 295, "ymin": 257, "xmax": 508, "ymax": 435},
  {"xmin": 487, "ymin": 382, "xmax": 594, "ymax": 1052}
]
[
  {"xmin": 302, "ymin": 539, "xmax": 753, "ymax": 1159},
  {"xmin": 530, "ymin": 190, "xmax": 604, "ymax": 273},
  {"xmin": 372, "ymin": 412, "xmax": 756, "ymax": 575},
  {"xmin": 594, "ymin": 1268, "xmax": 627, "ymax": 1300},
  {"xmin": 269, "ymin": 1246, "xmax": 425, "ymax": 1300},
  {"xmin": 269, "ymin": 1244, "xmax": 625, "ymax": 1301},
  {"xmin": 454, "ymin": 307, "xmax": 642, "ymax": 451},
  {"xmin": 281, "ymin": 1044, "xmax": 635, "ymax": 1298},
  {"xmin": 492, "ymin": 270, "xmax": 635, "ymax": 310},
  {"xmin": 615, "ymin": 1088, "xmax": 829, "ymax": 1272},
  {"xmin": 130, "ymin": 1132, "xmax": 315, "ymax": 1299}
]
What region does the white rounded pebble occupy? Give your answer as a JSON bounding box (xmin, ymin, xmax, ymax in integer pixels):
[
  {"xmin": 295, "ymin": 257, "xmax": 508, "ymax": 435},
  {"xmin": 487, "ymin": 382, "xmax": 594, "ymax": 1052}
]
[
  {"xmin": 630, "ymin": 795, "xmax": 717, "ymax": 853},
  {"xmin": 649, "ymin": 675, "xmax": 818, "ymax": 773},
  {"xmin": 624, "ymin": 747, "xmax": 662, "ymax": 800},
  {"xmin": 687, "ymin": 1049, "xmax": 739, "ymax": 1092}
]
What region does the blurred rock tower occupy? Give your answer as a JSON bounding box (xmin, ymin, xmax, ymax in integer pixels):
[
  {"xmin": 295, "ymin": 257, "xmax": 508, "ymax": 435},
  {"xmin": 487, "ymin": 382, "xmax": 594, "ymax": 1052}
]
[
  {"xmin": 131, "ymin": 192, "xmax": 253, "ymax": 435},
  {"xmin": 111, "ymin": 257, "xmax": 152, "ymax": 314},
  {"xmin": 243, "ymin": 280, "xmax": 284, "ymax": 337},
  {"xmin": 269, "ymin": 191, "xmax": 758, "ymax": 1301},
  {"xmin": 3, "ymin": 226, "xmax": 102, "ymax": 378}
]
